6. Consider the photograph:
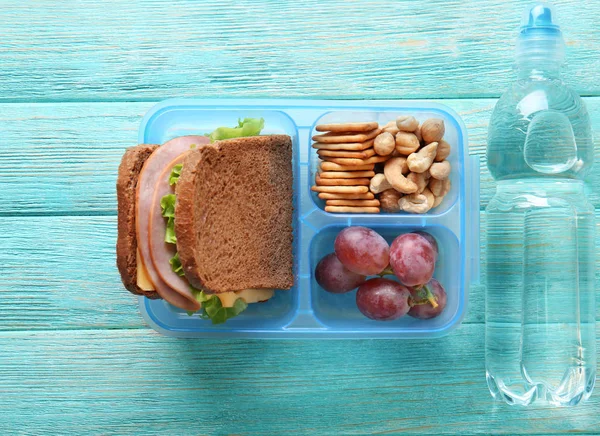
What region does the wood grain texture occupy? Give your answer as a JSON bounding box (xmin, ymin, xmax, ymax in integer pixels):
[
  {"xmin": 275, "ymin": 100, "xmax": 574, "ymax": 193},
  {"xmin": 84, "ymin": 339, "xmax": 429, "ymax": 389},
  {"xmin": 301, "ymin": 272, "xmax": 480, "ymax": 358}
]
[
  {"xmin": 2, "ymin": 98, "xmax": 600, "ymax": 215},
  {"xmin": 0, "ymin": 217, "xmax": 144, "ymax": 330},
  {"xmin": 0, "ymin": 102, "xmax": 149, "ymax": 215},
  {"xmin": 0, "ymin": 327, "xmax": 598, "ymax": 434},
  {"xmin": 1, "ymin": 0, "xmax": 600, "ymax": 102},
  {"xmin": 1, "ymin": 214, "xmax": 598, "ymax": 331}
]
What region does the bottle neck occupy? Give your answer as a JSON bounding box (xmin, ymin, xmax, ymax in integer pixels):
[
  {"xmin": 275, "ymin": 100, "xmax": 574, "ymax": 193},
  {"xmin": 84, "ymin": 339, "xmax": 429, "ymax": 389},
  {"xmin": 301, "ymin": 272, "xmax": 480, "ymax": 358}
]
[{"xmin": 516, "ymin": 61, "xmax": 561, "ymax": 80}]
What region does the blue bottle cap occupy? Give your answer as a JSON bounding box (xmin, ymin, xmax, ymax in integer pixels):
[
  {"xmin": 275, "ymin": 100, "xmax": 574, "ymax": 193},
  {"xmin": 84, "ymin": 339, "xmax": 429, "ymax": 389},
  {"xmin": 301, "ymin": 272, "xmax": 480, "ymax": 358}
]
[
  {"xmin": 521, "ymin": 3, "xmax": 561, "ymax": 33},
  {"xmin": 516, "ymin": 3, "xmax": 565, "ymax": 65}
]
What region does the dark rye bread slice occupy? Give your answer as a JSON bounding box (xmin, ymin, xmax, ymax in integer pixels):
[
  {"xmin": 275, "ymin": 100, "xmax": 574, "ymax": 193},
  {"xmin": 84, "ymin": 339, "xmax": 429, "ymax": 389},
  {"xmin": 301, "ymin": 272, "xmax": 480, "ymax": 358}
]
[
  {"xmin": 116, "ymin": 144, "xmax": 161, "ymax": 299},
  {"xmin": 175, "ymin": 135, "xmax": 294, "ymax": 293}
]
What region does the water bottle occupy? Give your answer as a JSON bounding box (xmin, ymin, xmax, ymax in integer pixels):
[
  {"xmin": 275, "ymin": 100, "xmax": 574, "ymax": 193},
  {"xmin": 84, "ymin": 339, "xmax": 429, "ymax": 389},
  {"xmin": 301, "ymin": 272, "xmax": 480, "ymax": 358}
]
[{"xmin": 485, "ymin": 3, "xmax": 596, "ymax": 406}]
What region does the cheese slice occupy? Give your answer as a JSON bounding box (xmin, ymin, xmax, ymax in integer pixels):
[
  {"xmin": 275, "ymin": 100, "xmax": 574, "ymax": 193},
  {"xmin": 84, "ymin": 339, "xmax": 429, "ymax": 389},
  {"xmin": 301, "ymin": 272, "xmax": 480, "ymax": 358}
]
[
  {"xmin": 235, "ymin": 288, "xmax": 275, "ymax": 304},
  {"xmin": 216, "ymin": 292, "xmax": 239, "ymax": 308},
  {"xmin": 136, "ymin": 254, "xmax": 275, "ymax": 307},
  {"xmin": 136, "ymin": 248, "xmax": 155, "ymax": 291},
  {"xmin": 217, "ymin": 288, "xmax": 275, "ymax": 307}
]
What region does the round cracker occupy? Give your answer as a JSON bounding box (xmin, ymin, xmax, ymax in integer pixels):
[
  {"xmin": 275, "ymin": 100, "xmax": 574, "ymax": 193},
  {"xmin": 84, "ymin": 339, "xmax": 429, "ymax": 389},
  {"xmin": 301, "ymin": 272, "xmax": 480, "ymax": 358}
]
[
  {"xmin": 315, "ymin": 122, "xmax": 379, "ymax": 132},
  {"xmin": 325, "ymin": 199, "xmax": 381, "ymax": 207},
  {"xmin": 311, "ymin": 185, "xmax": 369, "ymax": 194},
  {"xmin": 320, "ymin": 162, "xmax": 375, "ymax": 172},
  {"xmin": 324, "ymin": 155, "xmax": 390, "ymax": 166},
  {"xmin": 315, "ymin": 176, "xmax": 370, "ymax": 186},
  {"xmin": 318, "ymin": 192, "xmax": 375, "ymax": 200},
  {"xmin": 317, "ymin": 148, "xmax": 376, "ymax": 159},
  {"xmin": 312, "ymin": 139, "xmax": 375, "ymax": 151},
  {"xmin": 324, "ymin": 206, "xmax": 380, "ymax": 214},
  {"xmin": 312, "ymin": 128, "xmax": 381, "ymax": 144},
  {"xmin": 318, "ymin": 170, "xmax": 375, "ymax": 179},
  {"xmin": 321, "ymin": 157, "xmax": 369, "ymax": 166}
]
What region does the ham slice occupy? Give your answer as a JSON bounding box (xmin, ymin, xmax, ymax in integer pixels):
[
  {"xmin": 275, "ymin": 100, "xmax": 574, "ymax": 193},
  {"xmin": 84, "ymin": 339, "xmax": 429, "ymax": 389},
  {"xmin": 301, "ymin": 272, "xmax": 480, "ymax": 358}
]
[
  {"xmin": 148, "ymin": 154, "xmax": 194, "ymax": 301},
  {"xmin": 136, "ymin": 136, "xmax": 210, "ymax": 311}
]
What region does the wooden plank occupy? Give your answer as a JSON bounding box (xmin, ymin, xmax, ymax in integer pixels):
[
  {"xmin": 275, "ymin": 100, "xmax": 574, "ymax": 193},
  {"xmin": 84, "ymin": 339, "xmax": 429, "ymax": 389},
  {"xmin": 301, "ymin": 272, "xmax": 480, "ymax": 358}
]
[
  {"xmin": 1, "ymin": 214, "xmax": 599, "ymax": 331},
  {"xmin": 0, "ymin": 327, "xmax": 598, "ymax": 434},
  {"xmin": 0, "ymin": 216, "xmax": 145, "ymax": 330},
  {"xmin": 2, "ymin": 99, "xmax": 600, "ymax": 215},
  {"xmin": 1, "ymin": 0, "xmax": 600, "ymax": 102},
  {"xmin": 0, "ymin": 102, "xmax": 151, "ymax": 215}
]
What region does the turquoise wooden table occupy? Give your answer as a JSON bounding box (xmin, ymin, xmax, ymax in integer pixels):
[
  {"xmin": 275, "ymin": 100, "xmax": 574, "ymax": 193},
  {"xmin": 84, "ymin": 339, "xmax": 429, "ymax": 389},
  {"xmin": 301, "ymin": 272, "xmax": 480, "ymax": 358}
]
[{"xmin": 1, "ymin": 0, "xmax": 599, "ymax": 433}]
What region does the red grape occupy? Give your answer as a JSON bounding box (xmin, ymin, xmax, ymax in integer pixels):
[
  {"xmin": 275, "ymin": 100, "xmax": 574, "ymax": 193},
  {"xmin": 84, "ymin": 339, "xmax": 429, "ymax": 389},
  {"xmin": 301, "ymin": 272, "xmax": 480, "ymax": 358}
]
[
  {"xmin": 408, "ymin": 278, "xmax": 447, "ymax": 319},
  {"xmin": 413, "ymin": 231, "xmax": 438, "ymax": 261},
  {"xmin": 334, "ymin": 226, "xmax": 390, "ymax": 276},
  {"xmin": 315, "ymin": 253, "xmax": 366, "ymax": 293},
  {"xmin": 389, "ymin": 233, "xmax": 436, "ymax": 286},
  {"xmin": 355, "ymin": 278, "xmax": 411, "ymax": 321}
]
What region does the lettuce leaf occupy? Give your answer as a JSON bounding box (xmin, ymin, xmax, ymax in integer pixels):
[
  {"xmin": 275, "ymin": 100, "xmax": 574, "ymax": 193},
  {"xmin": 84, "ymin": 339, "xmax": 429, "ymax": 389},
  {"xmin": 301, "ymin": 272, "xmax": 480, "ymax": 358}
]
[
  {"xmin": 160, "ymin": 194, "xmax": 176, "ymax": 217},
  {"xmin": 169, "ymin": 252, "xmax": 185, "ymax": 277},
  {"xmin": 208, "ymin": 117, "xmax": 265, "ymax": 142},
  {"xmin": 190, "ymin": 289, "xmax": 248, "ymax": 324},
  {"xmin": 160, "ymin": 194, "xmax": 177, "ymax": 244},
  {"xmin": 169, "ymin": 164, "xmax": 183, "ymax": 186},
  {"xmin": 165, "ymin": 218, "xmax": 176, "ymax": 244},
  {"xmin": 160, "ymin": 165, "xmax": 183, "ymax": 247}
]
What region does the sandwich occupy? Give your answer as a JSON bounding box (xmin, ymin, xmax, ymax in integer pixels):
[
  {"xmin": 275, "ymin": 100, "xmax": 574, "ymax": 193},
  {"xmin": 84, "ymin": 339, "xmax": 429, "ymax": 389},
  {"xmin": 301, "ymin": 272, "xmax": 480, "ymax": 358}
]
[{"xmin": 116, "ymin": 118, "xmax": 294, "ymax": 323}]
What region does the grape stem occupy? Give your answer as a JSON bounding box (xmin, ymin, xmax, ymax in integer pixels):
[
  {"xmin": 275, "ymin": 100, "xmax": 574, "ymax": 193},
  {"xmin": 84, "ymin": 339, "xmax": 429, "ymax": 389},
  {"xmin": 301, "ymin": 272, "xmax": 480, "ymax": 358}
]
[
  {"xmin": 422, "ymin": 285, "xmax": 438, "ymax": 308},
  {"xmin": 411, "ymin": 285, "xmax": 438, "ymax": 308},
  {"xmin": 376, "ymin": 267, "xmax": 439, "ymax": 309}
]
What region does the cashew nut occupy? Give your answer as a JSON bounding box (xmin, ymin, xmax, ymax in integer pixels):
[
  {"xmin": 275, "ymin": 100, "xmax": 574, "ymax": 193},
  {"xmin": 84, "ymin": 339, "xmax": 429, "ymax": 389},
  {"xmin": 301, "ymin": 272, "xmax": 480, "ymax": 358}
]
[
  {"xmin": 421, "ymin": 118, "xmax": 445, "ymax": 143},
  {"xmin": 369, "ymin": 173, "xmax": 393, "ymax": 194},
  {"xmin": 407, "ymin": 172, "xmax": 428, "ymax": 194},
  {"xmin": 396, "ymin": 115, "xmax": 419, "ymax": 132},
  {"xmin": 422, "ymin": 188, "xmax": 435, "ymax": 210},
  {"xmin": 399, "ymin": 194, "xmax": 430, "ymax": 214},
  {"xmin": 379, "ymin": 189, "xmax": 403, "ymax": 212},
  {"xmin": 395, "ymin": 131, "xmax": 420, "ymax": 155},
  {"xmin": 429, "ymin": 178, "xmax": 444, "ymax": 197},
  {"xmin": 433, "ymin": 179, "xmax": 451, "ymax": 208},
  {"xmin": 382, "ymin": 120, "xmax": 400, "ymax": 136},
  {"xmin": 429, "ymin": 160, "xmax": 451, "ymax": 180},
  {"xmin": 435, "ymin": 139, "xmax": 451, "ymax": 161},
  {"xmin": 407, "ymin": 142, "xmax": 438, "ymax": 173},
  {"xmin": 442, "ymin": 178, "xmax": 451, "ymax": 196},
  {"xmin": 384, "ymin": 157, "xmax": 418, "ymax": 194},
  {"xmin": 414, "ymin": 125, "xmax": 423, "ymax": 143},
  {"xmin": 391, "ymin": 155, "xmax": 409, "ymax": 174},
  {"xmin": 373, "ymin": 132, "xmax": 395, "ymax": 156},
  {"xmin": 429, "ymin": 177, "xmax": 451, "ymax": 198}
]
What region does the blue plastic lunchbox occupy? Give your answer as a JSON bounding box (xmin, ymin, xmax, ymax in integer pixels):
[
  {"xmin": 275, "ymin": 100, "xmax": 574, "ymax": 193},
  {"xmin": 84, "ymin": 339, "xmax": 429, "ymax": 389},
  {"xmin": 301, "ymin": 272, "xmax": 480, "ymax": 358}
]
[{"xmin": 138, "ymin": 99, "xmax": 480, "ymax": 338}]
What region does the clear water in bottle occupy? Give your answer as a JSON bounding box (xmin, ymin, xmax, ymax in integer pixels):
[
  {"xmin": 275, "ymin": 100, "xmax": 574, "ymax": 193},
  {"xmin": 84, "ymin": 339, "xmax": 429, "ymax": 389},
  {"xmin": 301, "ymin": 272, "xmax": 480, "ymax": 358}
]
[{"xmin": 485, "ymin": 3, "xmax": 596, "ymax": 406}]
